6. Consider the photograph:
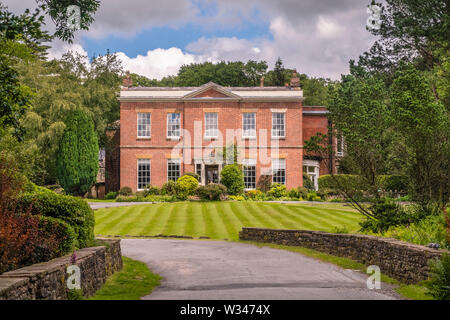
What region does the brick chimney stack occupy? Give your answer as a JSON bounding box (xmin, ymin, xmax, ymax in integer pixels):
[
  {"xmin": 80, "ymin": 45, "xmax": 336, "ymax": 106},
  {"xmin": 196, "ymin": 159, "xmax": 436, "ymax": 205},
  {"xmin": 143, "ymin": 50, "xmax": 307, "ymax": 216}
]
[
  {"xmin": 260, "ymin": 76, "xmax": 265, "ymax": 88},
  {"xmin": 122, "ymin": 70, "xmax": 132, "ymax": 88},
  {"xmin": 290, "ymin": 69, "xmax": 301, "ymax": 90}
]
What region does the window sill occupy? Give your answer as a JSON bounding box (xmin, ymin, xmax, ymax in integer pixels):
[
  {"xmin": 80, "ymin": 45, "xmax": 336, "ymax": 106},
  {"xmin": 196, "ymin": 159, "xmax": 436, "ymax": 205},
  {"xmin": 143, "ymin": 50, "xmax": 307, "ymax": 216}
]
[
  {"xmin": 204, "ymin": 137, "xmax": 218, "ymax": 140},
  {"xmin": 167, "ymin": 137, "xmax": 181, "ymax": 141},
  {"xmin": 271, "ymin": 137, "xmax": 286, "ymax": 140},
  {"xmin": 242, "ymin": 137, "xmax": 257, "ymax": 140},
  {"xmin": 137, "ymin": 137, "xmax": 151, "ymax": 140}
]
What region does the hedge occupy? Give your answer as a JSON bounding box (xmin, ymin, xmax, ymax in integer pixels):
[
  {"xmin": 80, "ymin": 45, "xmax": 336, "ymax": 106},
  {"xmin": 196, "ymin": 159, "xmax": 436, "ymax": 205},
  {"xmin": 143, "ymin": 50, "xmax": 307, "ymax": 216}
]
[
  {"xmin": 16, "ymin": 186, "xmax": 95, "ymax": 249},
  {"xmin": 36, "ymin": 216, "xmax": 76, "ymax": 262},
  {"xmin": 319, "ymin": 174, "xmax": 408, "ymax": 194}
]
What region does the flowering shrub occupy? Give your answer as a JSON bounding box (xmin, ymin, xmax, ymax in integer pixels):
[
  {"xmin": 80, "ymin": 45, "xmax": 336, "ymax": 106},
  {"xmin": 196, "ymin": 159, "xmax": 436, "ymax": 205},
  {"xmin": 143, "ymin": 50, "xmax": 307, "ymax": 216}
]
[
  {"xmin": 176, "ymin": 175, "xmax": 199, "ymax": 199},
  {"xmin": 268, "ymin": 183, "xmax": 287, "ymax": 199}
]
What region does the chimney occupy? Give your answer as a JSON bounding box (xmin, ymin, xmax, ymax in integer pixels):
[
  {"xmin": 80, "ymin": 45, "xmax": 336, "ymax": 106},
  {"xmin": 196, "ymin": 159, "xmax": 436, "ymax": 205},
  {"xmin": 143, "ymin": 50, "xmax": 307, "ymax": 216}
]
[
  {"xmin": 290, "ymin": 69, "xmax": 301, "ymax": 90},
  {"xmin": 122, "ymin": 70, "xmax": 132, "ymax": 88},
  {"xmin": 260, "ymin": 76, "xmax": 265, "ymax": 88}
]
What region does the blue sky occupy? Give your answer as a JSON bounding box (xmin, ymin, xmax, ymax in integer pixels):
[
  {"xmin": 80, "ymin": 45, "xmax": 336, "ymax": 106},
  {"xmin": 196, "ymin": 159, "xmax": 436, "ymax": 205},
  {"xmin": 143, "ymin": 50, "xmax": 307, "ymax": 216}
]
[{"xmin": 4, "ymin": 0, "xmax": 379, "ymax": 80}]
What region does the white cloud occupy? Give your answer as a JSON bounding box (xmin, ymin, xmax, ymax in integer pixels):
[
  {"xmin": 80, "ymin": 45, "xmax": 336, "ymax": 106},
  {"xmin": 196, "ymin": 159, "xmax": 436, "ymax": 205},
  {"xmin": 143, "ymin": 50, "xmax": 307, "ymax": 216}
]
[{"xmin": 116, "ymin": 48, "xmax": 204, "ymax": 80}]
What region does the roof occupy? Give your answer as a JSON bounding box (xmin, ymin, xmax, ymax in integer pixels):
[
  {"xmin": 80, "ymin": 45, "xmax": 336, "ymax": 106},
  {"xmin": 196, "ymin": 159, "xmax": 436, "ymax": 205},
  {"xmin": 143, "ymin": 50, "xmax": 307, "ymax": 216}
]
[{"xmin": 119, "ymin": 82, "xmax": 303, "ymax": 102}]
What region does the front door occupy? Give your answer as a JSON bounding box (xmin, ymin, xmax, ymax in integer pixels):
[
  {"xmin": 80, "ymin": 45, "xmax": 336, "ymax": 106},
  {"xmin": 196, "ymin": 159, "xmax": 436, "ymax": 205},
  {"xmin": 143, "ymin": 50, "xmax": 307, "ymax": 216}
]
[{"xmin": 205, "ymin": 165, "xmax": 219, "ymax": 184}]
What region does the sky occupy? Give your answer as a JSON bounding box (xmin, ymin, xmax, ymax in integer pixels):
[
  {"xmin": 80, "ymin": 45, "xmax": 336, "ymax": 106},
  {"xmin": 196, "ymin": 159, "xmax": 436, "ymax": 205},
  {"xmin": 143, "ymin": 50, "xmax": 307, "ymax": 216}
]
[{"xmin": 3, "ymin": 0, "xmax": 380, "ymax": 80}]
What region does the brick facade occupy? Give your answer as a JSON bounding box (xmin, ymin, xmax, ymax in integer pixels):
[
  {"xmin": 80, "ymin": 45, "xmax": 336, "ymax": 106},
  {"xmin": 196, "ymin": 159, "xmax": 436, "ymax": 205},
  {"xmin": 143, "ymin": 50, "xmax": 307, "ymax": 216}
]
[{"xmin": 108, "ymin": 80, "xmax": 334, "ymax": 192}]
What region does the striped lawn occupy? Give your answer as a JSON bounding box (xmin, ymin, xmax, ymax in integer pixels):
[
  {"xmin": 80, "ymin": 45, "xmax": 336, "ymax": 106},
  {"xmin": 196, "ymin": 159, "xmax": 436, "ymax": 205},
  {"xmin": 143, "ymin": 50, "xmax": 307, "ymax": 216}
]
[{"xmin": 94, "ymin": 202, "xmax": 363, "ymax": 241}]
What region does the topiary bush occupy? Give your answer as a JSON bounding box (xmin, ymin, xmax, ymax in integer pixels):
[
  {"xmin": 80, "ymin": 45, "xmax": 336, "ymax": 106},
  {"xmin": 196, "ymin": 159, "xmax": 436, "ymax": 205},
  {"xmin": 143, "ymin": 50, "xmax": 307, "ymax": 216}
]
[
  {"xmin": 118, "ymin": 186, "xmax": 132, "ymax": 196},
  {"xmin": 220, "ymin": 164, "xmax": 245, "ymax": 195},
  {"xmin": 176, "ymin": 175, "xmax": 199, "ymax": 198},
  {"xmin": 318, "ymin": 174, "xmax": 364, "ymax": 190},
  {"xmin": 268, "ymin": 183, "xmax": 287, "ymax": 199},
  {"xmin": 161, "ymin": 180, "xmax": 177, "ymax": 195},
  {"xmin": 196, "ymin": 184, "xmax": 227, "ymax": 201},
  {"xmin": 56, "ymin": 108, "xmax": 99, "ymax": 196},
  {"xmin": 146, "ymin": 186, "xmax": 161, "ymax": 196},
  {"xmin": 288, "ymin": 188, "xmax": 301, "ymax": 199},
  {"xmin": 16, "ymin": 186, "xmax": 95, "ymax": 249}
]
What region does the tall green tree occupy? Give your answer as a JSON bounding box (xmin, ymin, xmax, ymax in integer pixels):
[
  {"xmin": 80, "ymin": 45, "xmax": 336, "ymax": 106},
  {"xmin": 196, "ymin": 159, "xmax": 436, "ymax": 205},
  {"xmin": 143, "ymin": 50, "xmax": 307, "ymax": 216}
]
[
  {"xmin": 57, "ymin": 108, "xmax": 99, "ymax": 196},
  {"xmin": 390, "ymin": 64, "xmax": 450, "ymax": 208},
  {"xmin": 272, "ymin": 57, "xmax": 286, "ymax": 86}
]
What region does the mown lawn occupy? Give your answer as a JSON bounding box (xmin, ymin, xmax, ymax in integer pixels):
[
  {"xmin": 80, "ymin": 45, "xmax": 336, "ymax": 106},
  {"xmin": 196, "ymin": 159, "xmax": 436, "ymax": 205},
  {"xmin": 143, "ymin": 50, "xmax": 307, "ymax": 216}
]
[{"xmin": 94, "ymin": 202, "xmax": 362, "ymax": 241}]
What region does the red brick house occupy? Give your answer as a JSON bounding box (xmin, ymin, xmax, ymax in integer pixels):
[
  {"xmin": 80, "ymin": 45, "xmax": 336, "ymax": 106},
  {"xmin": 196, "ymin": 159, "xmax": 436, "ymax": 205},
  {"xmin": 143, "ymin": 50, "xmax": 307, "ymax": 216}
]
[{"xmin": 108, "ymin": 72, "xmax": 338, "ymax": 193}]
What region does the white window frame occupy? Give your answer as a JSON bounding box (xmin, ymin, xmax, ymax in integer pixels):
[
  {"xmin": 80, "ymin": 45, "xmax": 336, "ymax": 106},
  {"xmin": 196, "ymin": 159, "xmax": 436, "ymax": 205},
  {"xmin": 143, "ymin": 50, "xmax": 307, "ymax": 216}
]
[
  {"xmin": 167, "ymin": 159, "xmax": 181, "ymax": 182},
  {"xmin": 242, "ymin": 112, "xmax": 256, "ymax": 139},
  {"xmin": 204, "ymin": 112, "xmax": 218, "ymax": 138},
  {"xmin": 243, "ymin": 158, "xmax": 257, "ymax": 190},
  {"xmin": 137, "ymin": 159, "xmax": 151, "ymax": 190},
  {"xmin": 272, "ymin": 158, "xmax": 286, "ymax": 185},
  {"xmin": 303, "ymin": 159, "xmax": 320, "ymax": 190},
  {"xmin": 167, "ymin": 113, "xmax": 181, "ymax": 139},
  {"xmin": 137, "ymin": 112, "xmax": 151, "ymax": 138},
  {"xmin": 271, "ymin": 112, "xmax": 285, "ymax": 138}
]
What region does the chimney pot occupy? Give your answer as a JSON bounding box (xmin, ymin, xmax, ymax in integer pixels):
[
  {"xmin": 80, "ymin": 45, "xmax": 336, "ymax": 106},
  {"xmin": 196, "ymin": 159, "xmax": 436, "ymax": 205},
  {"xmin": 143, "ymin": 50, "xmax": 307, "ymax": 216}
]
[
  {"xmin": 260, "ymin": 76, "xmax": 265, "ymax": 88},
  {"xmin": 123, "ymin": 70, "xmax": 132, "ymax": 88}
]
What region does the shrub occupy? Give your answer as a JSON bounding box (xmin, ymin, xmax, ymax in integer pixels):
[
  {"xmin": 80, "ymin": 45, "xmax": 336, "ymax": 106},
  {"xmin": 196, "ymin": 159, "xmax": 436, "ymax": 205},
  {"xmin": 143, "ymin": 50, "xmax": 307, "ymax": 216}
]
[
  {"xmin": 35, "ymin": 216, "xmax": 76, "ymax": 263},
  {"xmin": 246, "ymin": 189, "xmax": 264, "ymax": 200},
  {"xmin": 196, "ymin": 184, "xmax": 227, "ymax": 201},
  {"xmin": 56, "ymin": 108, "xmax": 99, "ymax": 196},
  {"xmin": 220, "ymin": 164, "xmax": 245, "ymax": 195},
  {"xmin": 229, "ymin": 195, "xmax": 245, "ymax": 201},
  {"xmin": 16, "ymin": 186, "xmax": 95, "ymax": 248},
  {"xmin": 118, "ymin": 186, "xmax": 133, "ymax": 196},
  {"xmin": 377, "ymin": 175, "xmax": 408, "ymax": 193},
  {"xmin": 306, "ymin": 191, "xmax": 322, "ymax": 201},
  {"xmin": 146, "ymin": 186, "xmax": 160, "ymax": 196},
  {"xmin": 318, "ymin": 174, "xmax": 365, "ymax": 190},
  {"xmin": 161, "ymin": 180, "xmax": 177, "ymax": 196},
  {"xmin": 359, "ymin": 198, "xmax": 422, "ymax": 233},
  {"xmin": 316, "ymin": 188, "xmax": 340, "ymax": 200},
  {"xmin": 268, "ymin": 183, "xmax": 287, "ymax": 199},
  {"xmin": 176, "ymin": 175, "xmax": 199, "ymax": 199},
  {"xmin": 424, "ymin": 253, "xmax": 450, "ymax": 300},
  {"xmin": 184, "ymin": 172, "xmax": 200, "ymax": 182},
  {"xmin": 115, "ymin": 195, "xmax": 139, "ymax": 202},
  {"xmin": 302, "ymin": 172, "xmax": 315, "ymax": 190},
  {"xmin": 257, "ymin": 175, "xmax": 272, "ymax": 192},
  {"xmin": 288, "ymin": 188, "xmax": 301, "ymax": 199},
  {"xmin": 105, "ymin": 192, "xmax": 118, "ymax": 200},
  {"xmin": 297, "ymin": 187, "xmax": 308, "ymax": 199}
]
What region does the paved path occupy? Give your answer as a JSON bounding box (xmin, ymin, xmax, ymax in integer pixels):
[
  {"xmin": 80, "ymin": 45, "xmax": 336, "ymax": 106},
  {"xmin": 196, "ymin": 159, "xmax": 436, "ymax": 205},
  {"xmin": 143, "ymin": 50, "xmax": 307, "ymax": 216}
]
[{"xmin": 121, "ymin": 239, "xmax": 400, "ymax": 300}]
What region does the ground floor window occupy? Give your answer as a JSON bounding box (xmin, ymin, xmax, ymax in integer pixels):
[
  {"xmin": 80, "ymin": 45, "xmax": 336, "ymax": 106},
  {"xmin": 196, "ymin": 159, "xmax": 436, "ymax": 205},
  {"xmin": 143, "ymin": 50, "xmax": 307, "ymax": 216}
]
[
  {"xmin": 137, "ymin": 159, "xmax": 151, "ymax": 190},
  {"xmin": 196, "ymin": 163, "xmax": 202, "ymax": 182},
  {"xmin": 272, "ymin": 158, "xmax": 286, "ymax": 185},
  {"xmin": 167, "ymin": 159, "xmax": 180, "ymax": 181},
  {"xmin": 243, "ymin": 159, "xmax": 256, "ymax": 189}
]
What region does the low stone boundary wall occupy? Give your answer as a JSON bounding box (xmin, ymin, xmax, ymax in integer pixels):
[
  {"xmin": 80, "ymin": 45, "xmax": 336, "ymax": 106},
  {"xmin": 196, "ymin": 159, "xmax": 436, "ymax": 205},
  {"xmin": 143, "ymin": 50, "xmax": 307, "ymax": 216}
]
[
  {"xmin": 239, "ymin": 227, "xmax": 447, "ymax": 283},
  {"xmin": 0, "ymin": 239, "xmax": 122, "ymax": 300}
]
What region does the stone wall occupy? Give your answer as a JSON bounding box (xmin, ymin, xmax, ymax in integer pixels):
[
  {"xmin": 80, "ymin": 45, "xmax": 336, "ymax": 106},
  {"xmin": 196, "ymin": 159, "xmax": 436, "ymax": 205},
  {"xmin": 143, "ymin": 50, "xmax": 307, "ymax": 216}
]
[
  {"xmin": 0, "ymin": 239, "xmax": 122, "ymax": 300},
  {"xmin": 239, "ymin": 227, "xmax": 448, "ymax": 284}
]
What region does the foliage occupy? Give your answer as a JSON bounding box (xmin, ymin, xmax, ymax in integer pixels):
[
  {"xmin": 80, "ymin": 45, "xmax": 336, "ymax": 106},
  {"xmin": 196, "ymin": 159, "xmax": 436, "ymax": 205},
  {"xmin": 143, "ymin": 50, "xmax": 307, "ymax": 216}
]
[
  {"xmin": 229, "ymin": 195, "xmax": 245, "ymax": 201},
  {"xmin": 104, "ymin": 191, "xmax": 118, "ymax": 200},
  {"xmin": 256, "ymin": 175, "xmax": 272, "ymax": 192},
  {"xmin": 145, "ymin": 186, "xmax": 161, "ymax": 196},
  {"xmin": 359, "ymin": 0, "xmax": 449, "ymax": 74},
  {"xmin": 385, "ymin": 214, "xmax": 449, "ymax": 250},
  {"xmin": 196, "ymin": 184, "xmax": 227, "ymax": 201},
  {"xmin": 268, "ymin": 183, "xmax": 287, "ymax": 199},
  {"xmin": 118, "ymin": 187, "xmax": 132, "ymax": 196},
  {"xmin": 220, "ymin": 164, "xmax": 244, "ymax": 195},
  {"xmin": 272, "ymin": 57, "xmax": 286, "ymax": 86},
  {"xmin": 390, "ymin": 65, "xmax": 450, "ymax": 207},
  {"xmin": 35, "ymin": 0, "xmax": 100, "ymax": 43},
  {"xmin": 56, "ymin": 108, "xmax": 99, "ymax": 196},
  {"xmin": 36, "ymin": 215, "xmax": 76, "ymax": 261},
  {"xmin": 161, "ymin": 180, "xmax": 177, "ymax": 196},
  {"xmin": 287, "ymin": 188, "xmax": 301, "ymax": 199},
  {"xmin": 376, "ymin": 175, "xmax": 408, "ymax": 193},
  {"xmin": 184, "ymin": 172, "xmax": 200, "ymax": 182},
  {"xmin": 16, "ymin": 186, "xmax": 95, "ymax": 248},
  {"xmin": 89, "ymin": 256, "xmax": 161, "ymax": 300},
  {"xmin": 176, "ymin": 175, "xmax": 199, "ymax": 199},
  {"xmin": 359, "ymin": 198, "xmax": 429, "ymax": 233},
  {"xmin": 115, "ymin": 195, "xmax": 177, "ymax": 203},
  {"xmin": 424, "ymin": 253, "xmax": 450, "ymax": 300},
  {"xmin": 245, "ymin": 189, "xmax": 264, "ymax": 200},
  {"xmin": 302, "ymin": 172, "xmax": 315, "ymax": 190}
]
